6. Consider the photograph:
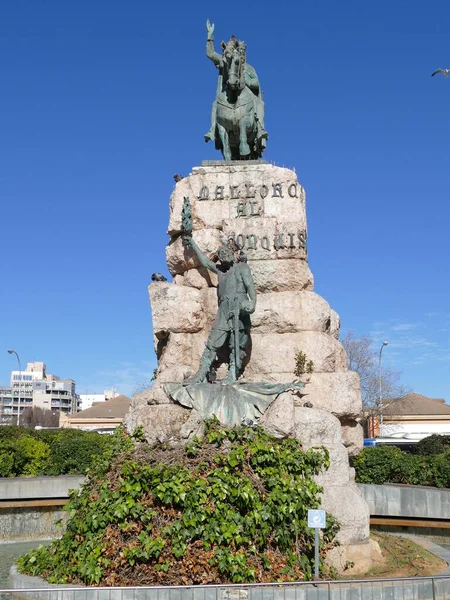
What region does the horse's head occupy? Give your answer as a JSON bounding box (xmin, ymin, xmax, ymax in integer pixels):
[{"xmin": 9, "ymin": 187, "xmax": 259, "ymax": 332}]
[{"xmin": 221, "ymin": 37, "xmax": 246, "ymax": 91}]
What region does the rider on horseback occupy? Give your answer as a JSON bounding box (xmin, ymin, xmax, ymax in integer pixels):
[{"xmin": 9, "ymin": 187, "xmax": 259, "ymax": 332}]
[{"xmin": 204, "ymin": 20, "xmax": 268, "ymax": 156}]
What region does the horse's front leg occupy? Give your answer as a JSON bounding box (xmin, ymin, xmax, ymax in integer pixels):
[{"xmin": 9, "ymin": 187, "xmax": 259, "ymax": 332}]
[
  {"xmin": 217, "ymin": 123, "xmax": 231, "ymax": 161},
  {"xmin": 238, "ymin": 115, "xmax": 252, "ymax": 157}
]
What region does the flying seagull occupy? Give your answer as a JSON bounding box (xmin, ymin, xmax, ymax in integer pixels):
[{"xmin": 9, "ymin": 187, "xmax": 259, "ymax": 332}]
[{"xmin": 432, "ymin": 69, "xmax": 450, "ymax": 77}]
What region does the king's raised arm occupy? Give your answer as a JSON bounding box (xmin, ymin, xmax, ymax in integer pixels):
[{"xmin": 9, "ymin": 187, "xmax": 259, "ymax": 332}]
[{"xmin": 206, "ymin": 19, "xmax": 221, "ymax": 66}]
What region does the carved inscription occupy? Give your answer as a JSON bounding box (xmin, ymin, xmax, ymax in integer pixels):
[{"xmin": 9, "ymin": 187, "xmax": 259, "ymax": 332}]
[
  {"xmin": 197, "ymin": 182, "xmax": 300, "ymax": 201},
  {"xmin": 236, "ymin": 201, "xmax": 261, "ymax": 218},
  {"xmin": 232, "ymin": 231, "xmax": 307, "ymax": 252},
  {"xmin": 195, "ymin": 180, "xmax": 305, "ymax": 255}
]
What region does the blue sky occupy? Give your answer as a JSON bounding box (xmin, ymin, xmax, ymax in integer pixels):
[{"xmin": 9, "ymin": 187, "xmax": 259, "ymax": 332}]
[{"xmin": 1, "ymin": 0, "xmax": 449, "ymax": 399}]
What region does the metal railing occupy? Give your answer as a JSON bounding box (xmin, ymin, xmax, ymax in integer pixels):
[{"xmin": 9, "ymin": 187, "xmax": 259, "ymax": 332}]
[{"xmin": 2, "ymin": 575, "xmax": 450, "ymax": 600}]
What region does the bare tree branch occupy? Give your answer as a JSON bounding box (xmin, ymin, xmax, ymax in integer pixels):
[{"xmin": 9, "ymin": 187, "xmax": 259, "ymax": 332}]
[
  {"xmin": 20, "ymin": 407, "xmax": 59, "ymax": 428},
  {"xmin": 342, "ymin": 331, "xmax": 410, "ymax": 417}
]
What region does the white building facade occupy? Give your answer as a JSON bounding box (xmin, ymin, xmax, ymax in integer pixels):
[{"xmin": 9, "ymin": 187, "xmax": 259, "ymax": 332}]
[
  {"xmin": 79, "ymin": 389, "xmax": 118, "ymax": 410},
  {"xmin": 0, "ymin": 362, "xmax": 81, "ymax": 423}
]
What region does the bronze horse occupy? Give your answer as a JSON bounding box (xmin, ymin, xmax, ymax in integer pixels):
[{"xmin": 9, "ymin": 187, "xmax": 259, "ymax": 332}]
[{"xmin": 205, "ymin": 23, "xmax": 268, "ymax": 161}]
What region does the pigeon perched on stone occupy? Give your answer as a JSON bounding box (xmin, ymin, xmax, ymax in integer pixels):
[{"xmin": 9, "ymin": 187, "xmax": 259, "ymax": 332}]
[
  {"xmin": 151, "ymin": 273, "xmax": 167, "ymax": 282},
  {"xmin": 432, "ymin": 69, "xmax": 450, "ymax": 78},
  {"xmin": 173, "ymin": 174, "xmax": 184, "ymax": 182}
]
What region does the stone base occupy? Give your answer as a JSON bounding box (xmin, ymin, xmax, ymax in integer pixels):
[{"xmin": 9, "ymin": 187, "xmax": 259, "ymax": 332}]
[
  {"xmin": 124, "ymin": 391, "xmax": 371, "ymax": 571},
  {"xmin": 325, "ymin": 539, "xmax": 383, "ymax": 575}
]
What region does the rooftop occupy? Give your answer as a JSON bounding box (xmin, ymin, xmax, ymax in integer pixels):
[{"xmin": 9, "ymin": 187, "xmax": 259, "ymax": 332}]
[
  {"xmin": 384, "ymin": 392, "xmax": 450, "ymax": 416},
  {"xmin": 69, "ymin": 395, "xmax": 131, "ymax": 419}
]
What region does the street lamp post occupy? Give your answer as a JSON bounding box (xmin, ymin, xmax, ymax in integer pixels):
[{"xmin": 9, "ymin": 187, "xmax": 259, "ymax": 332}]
[
  {"xmin": 378, "ymin": 341, "xmax": 389, "ymax": 436},
  {"xmin": 7, "ymin": 349, "xmax": 22, "ymax": 426}
]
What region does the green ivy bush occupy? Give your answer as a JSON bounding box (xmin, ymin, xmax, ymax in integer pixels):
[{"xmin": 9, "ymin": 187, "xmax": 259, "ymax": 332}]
[
  {"xmin": 0, "ymin": 427, "xmax": 116, "ymax": 477},
  {"xmin": 17, "ymin": 420, "xmax": 339, "ymax": 586}
]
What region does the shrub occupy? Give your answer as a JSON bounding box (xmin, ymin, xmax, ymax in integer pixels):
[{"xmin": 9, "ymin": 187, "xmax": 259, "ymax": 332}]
[
  {"xmin": 354, "ymin": 445, "xmax": 450, "ymax": 488},
  {"xmin": 18, "ymin": 421, "xmax": 339, "ymax": 586},
  {"xmin": 428, "ymin": 451, "xmax": 450, "ymax": 488},
  {"xmin": 0, "ymin": 426, "xmax": 117, "ymax": 478},
  {"xmin": 353, "ymin": 445, "xmax": 405, "ymax": 484},
  {"xmin": 0, "ymin": 435, "xmax": 50, "ymax": 476},
  {"xmin": 35, "ymin": 429, "xmax": 113, "ymax": 476},
  {"xmin": 414, "ymin": 434, "xmax": 450, "ymax": 456}
]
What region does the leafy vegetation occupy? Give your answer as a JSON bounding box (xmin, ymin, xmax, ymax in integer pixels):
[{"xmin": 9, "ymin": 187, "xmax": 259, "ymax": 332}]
[
  {"xmin": 353, "ymin": 442, "xmax": 450, "ymax": 488},
  {"xmin": 413, "ymin": 434, "xmax": 450, "ymax": 456},
  {"xmin": 0, "ymin": 426, "xmax": 115, "ymax": 477},
  {"xmin": 17, "ymin": 420, "xmax": 338, "ymax": 586},
  {"xmin": 294, "ymin": 351, "xmax": 314, "ymax": 377}
]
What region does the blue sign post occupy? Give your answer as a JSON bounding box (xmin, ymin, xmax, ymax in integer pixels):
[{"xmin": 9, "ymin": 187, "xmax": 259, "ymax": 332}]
[{"xmin": 307, "ymin": 509, "xmax": 326, "ymax": 579}]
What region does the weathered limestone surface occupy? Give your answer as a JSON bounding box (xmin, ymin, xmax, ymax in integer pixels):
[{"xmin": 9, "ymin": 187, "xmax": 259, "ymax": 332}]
[
  {"xmin": 167, "ymin": 164, "xmax": 306, "ymax": 236},
  {"xmin": 341, "ymin": 419, "xmax": 365, "ymax": 456},
  {"xmin": 125, "ymin": 163, "xmax": 373, "ymax": 574},
  {"xmin": 124, "ymin": 404, "xmax": 190, "ymax": 445},
  {"xmin": 174, "ymin": 267, "xmax": 218, "ymax": 289},
  {"xmin": 247, "ymin": 332, "xmax": 348, "ymax": 376},
  {"xmin": 251, "ymin": 259, "xmax": 314, "ymax": 293},
  {"xmin": 259, "ymin": 392, "xmax": 295, "ymax": 438},
  {"xmin": 150, "ymin": 283, "xmax": 203, "ymax": 336},
  {"xmin": 252, "ymin": 291, "xmax": 334, "ymax": 334},
  {"xmin": 302, "ymin": 372, "xmax": 362, "ymax": 418},
  {"xmin": 153, "ymin": 329, "xmax": 348, "ymax": 382}
]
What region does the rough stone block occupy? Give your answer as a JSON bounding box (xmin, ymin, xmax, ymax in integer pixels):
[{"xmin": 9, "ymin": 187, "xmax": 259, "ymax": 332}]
[
  {"xmin": 156, "ymin": 364, "xmax": 196, "ymax": 384},
  {"xmin": 252, "ymin": 291, "xmax": 333, "ymax": 334},
  {"xmin": 294, "ymin": 407, "xmax": 343, "ymax": 446},
  {"xmin": 326, "ymin": 539, "xmax": 382, "ymax": 575},
  {"xmin": 330, "ymin": 309, "xmax": 340, "ymax": 339},
  {"xmin": 341, "ymin": 419, "xmax": 364, "ymax": 456},
  {"xmin": 124, "ymin": 404, "xmax": 191, "ymax": 446},
  {"xmin": 149, "ymin": 282, "xmax": 203, "ymax": 335},
  {"xmin": 321, "ymin": 483, "xmax": 370, "ymax": 545},
  {"xmin": 259, "ymin": 392, "xmax": 295, "ymax": 438},
  {"xmin": 315, "ymin": 443, "xmax": 350, "ymax": 487},
  {"xmin": 174, "ymin": 267, "xmax": 218, "ymax": 289},
  {"xmin": 157, "ymin": 332, "xmax": 207, "ymax": 372},
  {"xmin": 168, "ymin": 164, "xmax": 306, "ymax": 235},
  {"xmin": 247, "ymin": 331, "xmax": 347, "ymax": 376},
  {"xmin": 250, "ymin": 258, "xmax": 314, "ymax": 293},
  {"xmin": 166, "ymin": 229, "xmax": 222, "ymax": 275},
  {"xmin": 301, "ymin": 372, "xmax": 361, "ymax": 418}
]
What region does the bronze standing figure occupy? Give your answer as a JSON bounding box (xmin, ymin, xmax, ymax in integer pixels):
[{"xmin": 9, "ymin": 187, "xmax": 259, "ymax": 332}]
[{"xmin": 183, "ymin": 234, "xmax": 256, "ymax": 384}]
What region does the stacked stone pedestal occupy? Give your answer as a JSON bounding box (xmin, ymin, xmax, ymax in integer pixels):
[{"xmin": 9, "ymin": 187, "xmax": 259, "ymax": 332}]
[{"xmin": 124, "ymin": 162, "xmax": 375, "ymax": 574}]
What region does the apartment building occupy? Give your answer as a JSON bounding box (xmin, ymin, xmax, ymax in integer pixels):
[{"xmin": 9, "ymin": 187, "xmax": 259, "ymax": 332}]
[{"xmin": 0, "ymin": 361, "xmax": 81, "ymax": 423}]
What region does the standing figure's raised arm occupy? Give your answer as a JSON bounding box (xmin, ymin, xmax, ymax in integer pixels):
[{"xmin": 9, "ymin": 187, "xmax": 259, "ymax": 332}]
[
  {"xmin": 206, "ymin": 19, "xmax": 222, "ymax": 66},
  {"xmin": 183, "ymin": 235, "xmax": 218, "ymax": 274}
]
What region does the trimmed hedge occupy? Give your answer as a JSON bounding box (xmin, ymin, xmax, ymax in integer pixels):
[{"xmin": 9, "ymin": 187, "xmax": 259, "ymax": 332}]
[
  {"xmin": 353, "ymin": 443, "xmax": 450, "ymax": 488},
  {"xmin": 0, "ymin": 426, "xmax": 115, "ymax": 477}
]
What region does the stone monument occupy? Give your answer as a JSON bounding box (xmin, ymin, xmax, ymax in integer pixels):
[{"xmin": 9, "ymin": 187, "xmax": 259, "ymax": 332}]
[{"xmin": 125, "ymin": 21, "xmax": 378, "ymax": 574}]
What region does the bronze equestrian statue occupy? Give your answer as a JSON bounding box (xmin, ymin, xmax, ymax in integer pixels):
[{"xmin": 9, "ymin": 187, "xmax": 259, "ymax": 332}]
[{"xmin": 204, "ymin": 20, "xmax": 268, "ymax": 160}]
